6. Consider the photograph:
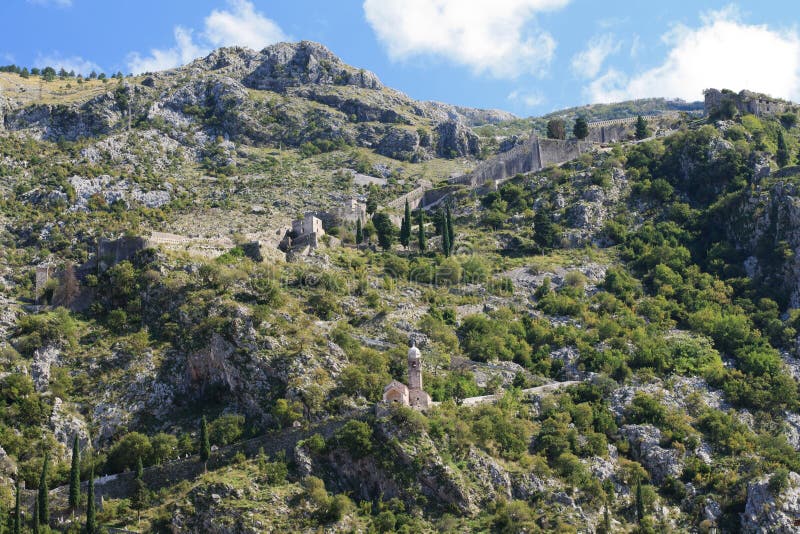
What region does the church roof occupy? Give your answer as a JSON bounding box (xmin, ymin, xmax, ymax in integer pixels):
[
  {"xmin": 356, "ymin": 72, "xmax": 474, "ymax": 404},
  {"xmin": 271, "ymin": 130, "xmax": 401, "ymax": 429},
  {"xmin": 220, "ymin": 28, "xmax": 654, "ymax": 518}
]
[{"xmin": 383, "ymin": 380, "xmax": 408, "ymax": 393}]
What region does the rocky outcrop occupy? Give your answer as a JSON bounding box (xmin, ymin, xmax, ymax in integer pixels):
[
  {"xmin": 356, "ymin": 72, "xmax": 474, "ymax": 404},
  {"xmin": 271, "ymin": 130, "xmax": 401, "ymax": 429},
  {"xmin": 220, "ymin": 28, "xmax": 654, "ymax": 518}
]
[
  {"xmin": 31, "ymin": 345, "xmax": 60, "ymax": 392},
  {"xmin": 619, "ymin": 424, "xmax": 684, "ymax": 484},
  {"xmin": 50, "ymin": 397, "xmax": 90, "ymax": 451},
  {"xmin": 742, "ymin": 471, "xmax": 800, "ymax": 533},
  {"xmin": 436, "ymin": 120, "xmax": 480, "ymax": 158},
  {"xmin": 376, "ymin": 127, "xmax": 424, "ymax": 161},
  {"xmin": 243, "ymin": 41, "xmax": 382, "ymax": 92}
]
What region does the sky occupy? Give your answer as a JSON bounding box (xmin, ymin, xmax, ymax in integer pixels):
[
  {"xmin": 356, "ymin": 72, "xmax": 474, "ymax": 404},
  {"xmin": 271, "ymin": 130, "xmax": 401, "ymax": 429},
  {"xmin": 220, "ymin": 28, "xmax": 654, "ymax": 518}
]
[{"xmin": 2, "ymin": 0, "xmax": 800, "ymax": 117}]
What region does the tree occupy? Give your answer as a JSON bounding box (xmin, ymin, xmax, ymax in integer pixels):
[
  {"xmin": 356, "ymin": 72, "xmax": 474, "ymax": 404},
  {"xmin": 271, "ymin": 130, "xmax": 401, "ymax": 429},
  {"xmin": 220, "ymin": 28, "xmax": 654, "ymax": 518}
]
[
  {"xmin": 400, "ymin": 199, "xmax": 411, "ymax": 248},
  {"xmin": 573, "ymin": 116, "xmax": 589, "ymax": 140},
  {"xmin": 546, "ymin": 118, "xmax": 566, "ymax": 140},
  {"xmin": 635, "ymin": 115, "xmax": 649, "ymax": 140},
  {"xmin": 38, "ymin": 453, "xmax": 49, "ymax": 527},
  {"xmin": 442, "ymin": 220, "xmax": 451, "ymax": 257},
  {"xmin": 777, "ymin": 129, "xmax": 790, "ymax": 167},
  {"xmin": 200, "ymin": 416, "xmax": 211, "ymax": 469},
  {"xmin": 20, "ymin": 67, "xmax": 29, "ymax": 79},
  {"xmin": 446, "ymin": 205, "xmax": 455, "ymax": 253},
  {"xmin": 635, "ymin": 476, "xmax": 645, "ymax": 523},
  {"xmin": 131, "ymin": 458, "xmax": 148, "ymax": 522},
  {"xmin": 13, "ymin": 478, "xmax": 20, "ymax": 534},
  {"xmin": 32, "ymin": 495, "xmax": 38, "ymax": 534},
  {"xmin": 417, "ymin": 208, "xmax": 426, "ymax": 252},
  {"xmin": 41, "ymin": 67, "xmax": 56, "ymax": 82},
  {"xmin": 366, "ymin": 185, "xmax": 379, "ymax": 216},
  {"xmin": 69, "ymin": 435, "xmax": 81, "ymax": 510},
  {"xmin": 372, "ymin": 212, "xmax": 396, "ymax": 251},
  {"xmin": 86, "ymin": 467, "xmax": 96, "ymax": 534},
  {"xmin": 150, "ymin": 432, "xmax": 178, "ymax": 465},
  {"xmin": 355, "ymin": 218, "xmax": 363, "ymax": 245}
]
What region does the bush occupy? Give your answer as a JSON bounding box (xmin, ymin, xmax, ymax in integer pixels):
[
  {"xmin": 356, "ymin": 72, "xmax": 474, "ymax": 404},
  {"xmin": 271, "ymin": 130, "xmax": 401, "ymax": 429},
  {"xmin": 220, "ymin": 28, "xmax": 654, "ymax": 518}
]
[
  {"xmin": 107, "ymin": 432, "xmax": 153, "ymax": 472},
  {"xmin": 209, "ymin": 414, "xmax": 245, "ymax": 446},
  {"xmin": 334, "ymin": 420, "xmax": 373, "ymax": 458}
]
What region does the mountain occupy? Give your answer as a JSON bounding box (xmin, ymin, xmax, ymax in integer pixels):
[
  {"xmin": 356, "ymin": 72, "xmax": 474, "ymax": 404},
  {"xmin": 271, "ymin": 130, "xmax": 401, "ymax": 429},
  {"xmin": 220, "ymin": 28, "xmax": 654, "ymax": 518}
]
[{"xmin": 2, "ymin": 41, "xmax": 800, "ymax": 533}]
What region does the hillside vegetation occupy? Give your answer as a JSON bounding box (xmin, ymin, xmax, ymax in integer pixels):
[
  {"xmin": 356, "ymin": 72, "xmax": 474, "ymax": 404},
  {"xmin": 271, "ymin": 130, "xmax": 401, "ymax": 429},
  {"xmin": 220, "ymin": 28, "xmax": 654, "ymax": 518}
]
[{"xmin": 1, "ymin": 42, "xmax": 800, "ymax": 533}]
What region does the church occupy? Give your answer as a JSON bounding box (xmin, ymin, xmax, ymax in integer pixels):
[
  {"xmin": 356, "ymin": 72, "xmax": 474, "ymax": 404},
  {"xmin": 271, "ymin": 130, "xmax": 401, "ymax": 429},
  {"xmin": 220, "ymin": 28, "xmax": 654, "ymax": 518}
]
[{"xmin": 381, "ymin": 342, "xmax": 431, "ymax": 410}]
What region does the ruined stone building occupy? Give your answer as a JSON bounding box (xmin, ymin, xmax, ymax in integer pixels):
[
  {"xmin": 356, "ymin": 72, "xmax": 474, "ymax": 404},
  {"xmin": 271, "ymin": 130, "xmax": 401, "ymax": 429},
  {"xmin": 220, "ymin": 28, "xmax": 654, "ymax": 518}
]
[
  {"xmin": 381, "ymin": 343, "xmax": 431, "ymax": 410},
  {"xmin": 704, "ymin": 88, "xmax": 792, "ymax": 118},
  {"xmin": 278, "ymin": 213, "xmax": 327, "ymax": 253},
  {"xmin": 337, "ymin": 198, "xmax": 367, "ymax": 223}
]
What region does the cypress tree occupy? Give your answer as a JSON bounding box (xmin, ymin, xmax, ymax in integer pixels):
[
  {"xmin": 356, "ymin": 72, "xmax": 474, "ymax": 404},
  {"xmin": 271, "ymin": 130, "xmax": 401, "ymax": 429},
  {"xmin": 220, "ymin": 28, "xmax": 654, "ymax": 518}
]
[
  {"xmin": 200, "ymin": 416, "xmax": 211, "ymax": 469},
  {"xmin": 13, "ymin": 478, "xmax": 20, "ymax": 534},
  {"xmin": 777, "ymin": 130, "xmax": 790, "ymax": 167},
  {"xmin": 417, "ymin": 208, "xmax": 426, "ymax": 252},
  {"xmin": 32, "ymin": 495, "xmax": 38, "ymax": 534},
  {"xmin": 400, "ymin": 198, "xmax": 411, "ymax": 248},
  {"xmin": 69, "ymin": 435, "xmax": 80, "ymax": 510},
  {"xmin": 38, "ymin": 453, "xmax": 49, "ymax": 527},
  {"xmin": 635, "ymin": 476, "xmax": 645, "ymax": 523},
  {"xmin": 86, "ymin": 467, "xmax": 96, "ymax": 534},
  {"xmin": 446, "ymin": 205, "xmax": 455, "ymax": 253},
  {"xmin": 635, "ymin": 115, "xmax": 649, "ymax": 140},
  {"xmin": 136, "ymin": 457, "xmax": 144, "ymax": 480},
  {"xmin": 442, "ymin": 223, "xmax": 451, "ymax": 257},
  {"xmin": 355, "ymin": 218, "xmax": 363, "ymax": 245},
  {"xmin": 131, "ymin": 458, "xmax": 148, "ymax": 522},
  {"xmin": 602, "ymin": 502, "xmax": 611, "ymax": 533}
]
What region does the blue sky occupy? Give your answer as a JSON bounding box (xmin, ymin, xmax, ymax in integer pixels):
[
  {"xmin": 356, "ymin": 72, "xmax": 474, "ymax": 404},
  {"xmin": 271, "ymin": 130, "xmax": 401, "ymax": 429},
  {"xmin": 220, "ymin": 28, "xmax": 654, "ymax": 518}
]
[{"xmin": 2, "ymin": 0, "xmax": 800, "ymax": 117}]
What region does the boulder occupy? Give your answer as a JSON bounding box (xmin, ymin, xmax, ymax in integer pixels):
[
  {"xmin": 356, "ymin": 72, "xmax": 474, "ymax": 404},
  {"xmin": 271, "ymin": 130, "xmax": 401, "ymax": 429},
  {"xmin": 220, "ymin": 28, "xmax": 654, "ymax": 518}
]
[{"xmin": 31, "ymin": 345, "xmax": 60, "ymax": 392}]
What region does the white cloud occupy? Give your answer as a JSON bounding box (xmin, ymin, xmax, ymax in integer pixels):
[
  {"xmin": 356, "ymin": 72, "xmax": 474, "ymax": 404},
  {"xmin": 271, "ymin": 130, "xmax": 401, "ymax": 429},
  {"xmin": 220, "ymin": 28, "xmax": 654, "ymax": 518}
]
[
  {"xmin": 571, "ymin": 34, "xmax": 621, "ymax": 79},
  {"xmin": 585, "ymin": 8, "xmax": 800, "ymax": 103},
  {"xmin": 363, "ymin": 0, "xmax": 570, "ymax": 79},
  {"xmin": 27, "ymin": 0, "xmax": 72, "ymax": 7},
  {"xmin": 34, "ymin": 53, "xmax": 101, "ymax": 75},
  {"xmin": 204, "ymin": 0, "xmax": 287, "ymax": 49},
  {"xmin": 127, "ymin": 0, "xmax": 287, "ymax": 74},
  {"xmin": 127, "ymin": 26, "xmax": 204, "ymax": 74},
  {"xmin": 508, "ymin": 89, "xmax": 545, "ymax": 108}
]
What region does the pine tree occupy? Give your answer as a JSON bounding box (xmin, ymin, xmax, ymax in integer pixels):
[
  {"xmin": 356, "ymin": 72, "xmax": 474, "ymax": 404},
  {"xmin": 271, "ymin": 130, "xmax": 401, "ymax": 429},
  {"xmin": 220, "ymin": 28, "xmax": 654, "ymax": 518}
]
[
  {"xmin": 200, "ymin": 416, "xmax": 211, "ymax": 469},
  {"xmin": 777, "ymin": 129, "xmax": 790, "ymax": 167},
  {"xmin": 635, "ymin": 115, "xmax": 649, "ymax": 140},
  {"xmin": 69, "ymin": 435, "xmax": 81, "ymax": 510},
  {"xmin": 355, "ymin": 218, "xmax": 363, "ymax": 245},
  {"xmin": 13, "ymin": 478, "xmax": 20, "ymax": 534},
  {"xmin": 573, "ymin": 116, "xmax": 589, "ymax": 140},
  {"xmin": 38, "ymin": 453, "xmax": 49, "ymax": 527},
  {"xmin": 635, "ymin": 476, "xmax": 645, "ymax": 523},
  {"xmin": 417, "ymin": 208, "xmax": 426, "ymax": 252},
  {"xmin": 446, "ymin": 205, "xmax": 455, "ymax": 253},
  {"xmin": 86, "ymin": 467, "xmax": 96, "ymax": 534}
]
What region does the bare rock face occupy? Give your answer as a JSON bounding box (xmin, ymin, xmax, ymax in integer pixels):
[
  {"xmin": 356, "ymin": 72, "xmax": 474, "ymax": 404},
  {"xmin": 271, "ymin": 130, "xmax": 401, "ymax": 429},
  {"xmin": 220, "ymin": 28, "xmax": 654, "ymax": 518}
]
[
  {"xmin": 376, "ymin": 127, "xmax": 422, "ymax": 161},
  {"xmin": 742, "ymin": 471, "xmax": 800, "ymax": 533},
  {"xmin": 435, "ymin": 120, "xmax": 480, "ymax": 158},
  {"xmin": 31, "ymin": 345, "xmax": 60, "ymax": 392},
  {"xmin": 50, "ymin": 397, "xmax": 90, "ymax": 452},
  {"xmin": 243, "ymin": 41, "xmax": 382, "ymax": 92},
  {"xmin": 619, "ymin": 424, "xmax": 684, "ymax": 484}
]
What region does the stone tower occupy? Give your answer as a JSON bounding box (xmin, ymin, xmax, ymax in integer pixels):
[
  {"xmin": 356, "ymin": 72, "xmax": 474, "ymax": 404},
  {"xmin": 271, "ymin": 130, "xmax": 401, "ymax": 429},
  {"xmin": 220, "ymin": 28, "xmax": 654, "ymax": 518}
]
[{"xmin": 408, "ymin": 342, "xmax": 422, "ymax": 390}]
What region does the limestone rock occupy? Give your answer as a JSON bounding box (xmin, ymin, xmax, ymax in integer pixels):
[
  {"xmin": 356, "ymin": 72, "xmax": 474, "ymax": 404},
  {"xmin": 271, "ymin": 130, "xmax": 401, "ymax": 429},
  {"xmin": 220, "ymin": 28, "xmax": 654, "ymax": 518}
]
[
  {"xmin": 435, "ymin": 120, "xmax": 480, "ymax": 158},
  {"xmin": 49, "ymin": 397, "xmax": 90, "ymax": 452},
  {"xmin": 742, "ymin": 472, "xmax": 800, "ymax": 533},
  {"xmin": 620, "ymin": 424, "xmax": 684, "ymax": 484},
  {"xmin": 376, "ymin": 127, "xmax": 421, "ymax": 161},
  {"xmin": 31, "ymin": 345, "xmax": 60, "ymax": 392}
]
